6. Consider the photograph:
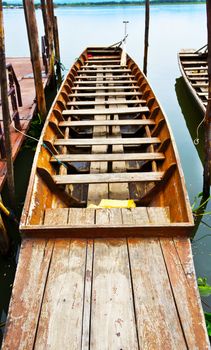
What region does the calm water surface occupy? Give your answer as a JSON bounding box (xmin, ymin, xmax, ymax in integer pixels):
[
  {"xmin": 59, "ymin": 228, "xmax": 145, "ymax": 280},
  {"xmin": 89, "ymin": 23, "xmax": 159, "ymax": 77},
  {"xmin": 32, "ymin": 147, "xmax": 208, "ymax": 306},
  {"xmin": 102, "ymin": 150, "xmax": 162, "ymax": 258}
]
[{"xmin": 1, "ymin": 3, "xmax": 211, "ymax": 342}]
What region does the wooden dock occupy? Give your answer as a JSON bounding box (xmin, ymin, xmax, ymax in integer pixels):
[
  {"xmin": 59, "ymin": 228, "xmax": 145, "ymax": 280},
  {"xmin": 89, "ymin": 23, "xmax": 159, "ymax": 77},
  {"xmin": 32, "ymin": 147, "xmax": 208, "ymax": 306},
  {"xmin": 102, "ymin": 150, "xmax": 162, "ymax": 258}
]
[
  {"xmin": 2, "ymin": 236, "xmax": 210, "ymax": 349},
  {"xmin": 0, "ymin": 57, "xmax": 47, "ymax": 191}
]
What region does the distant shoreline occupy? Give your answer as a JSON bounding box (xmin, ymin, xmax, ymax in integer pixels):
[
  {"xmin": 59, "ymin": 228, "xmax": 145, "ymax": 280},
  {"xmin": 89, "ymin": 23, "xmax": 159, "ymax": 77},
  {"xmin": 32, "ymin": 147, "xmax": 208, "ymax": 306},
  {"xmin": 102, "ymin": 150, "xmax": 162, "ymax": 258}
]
[{"xmin": 2, "ymin": 1, "xmax": 206, "ymax": 9}]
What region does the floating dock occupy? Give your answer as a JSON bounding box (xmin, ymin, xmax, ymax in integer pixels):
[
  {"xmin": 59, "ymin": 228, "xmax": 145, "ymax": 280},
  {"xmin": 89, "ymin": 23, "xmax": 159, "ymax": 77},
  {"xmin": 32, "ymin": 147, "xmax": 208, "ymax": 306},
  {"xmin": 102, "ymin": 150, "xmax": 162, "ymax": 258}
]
[
  {"xmin": 0, "ymin": 57, "xmax": 47, "ymax": 191},
  {"xmin": 2, "ymin": 48, "xmax": 210, "ymax": 349}
]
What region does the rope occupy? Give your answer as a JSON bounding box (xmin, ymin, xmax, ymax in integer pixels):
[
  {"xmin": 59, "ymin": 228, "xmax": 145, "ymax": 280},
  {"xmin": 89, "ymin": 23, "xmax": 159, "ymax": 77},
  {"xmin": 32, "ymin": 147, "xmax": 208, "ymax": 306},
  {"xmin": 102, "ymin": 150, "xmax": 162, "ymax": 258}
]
[
  {"xmin": 108, "ymin": 34, "xmax": 128, "ymax": 49},
  {"xmin": 12, "ymin": 125, "xmax": 68, "ymax": 169},
  {"xmin": 194, "ymin": 115, "xmax": 206, "ymax": 145}
]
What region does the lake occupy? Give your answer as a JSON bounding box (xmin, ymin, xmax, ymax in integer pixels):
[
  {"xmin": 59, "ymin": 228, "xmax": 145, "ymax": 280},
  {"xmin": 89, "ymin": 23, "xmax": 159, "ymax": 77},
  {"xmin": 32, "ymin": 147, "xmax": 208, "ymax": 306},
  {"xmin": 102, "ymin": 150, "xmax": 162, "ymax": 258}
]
[{"xmin": 1, "ymin": 2, "xmax": 211, "ymax": 343}]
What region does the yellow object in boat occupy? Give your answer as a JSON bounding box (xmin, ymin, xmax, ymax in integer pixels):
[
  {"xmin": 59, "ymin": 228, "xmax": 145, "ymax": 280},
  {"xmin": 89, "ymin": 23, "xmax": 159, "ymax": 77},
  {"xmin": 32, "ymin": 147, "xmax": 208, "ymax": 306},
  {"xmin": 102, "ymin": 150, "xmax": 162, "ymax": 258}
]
[{"xmin": 88, "ymin": 199, "xmax": 136, "ymax": 209}]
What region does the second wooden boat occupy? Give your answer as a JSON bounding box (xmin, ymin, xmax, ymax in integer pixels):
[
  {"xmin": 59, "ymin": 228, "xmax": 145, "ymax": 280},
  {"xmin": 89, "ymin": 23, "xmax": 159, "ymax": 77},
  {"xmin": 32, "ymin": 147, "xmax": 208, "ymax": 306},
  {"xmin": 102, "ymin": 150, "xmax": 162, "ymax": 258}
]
[
  {"xmin": 178, "ymin": 48, "xmax": 208, "ymax": 114},
  {"xmin": 20, "ymin": 47, "xmax": 194, "ymax": 237}
]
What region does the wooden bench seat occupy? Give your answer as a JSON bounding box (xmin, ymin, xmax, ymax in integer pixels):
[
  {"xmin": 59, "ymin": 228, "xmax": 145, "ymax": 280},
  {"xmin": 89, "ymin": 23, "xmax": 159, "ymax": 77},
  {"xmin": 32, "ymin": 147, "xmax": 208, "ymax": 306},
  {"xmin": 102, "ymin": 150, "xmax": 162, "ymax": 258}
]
[
  {"xmin": 58, "ymin": 119, "xmax": 154, "ymax": 127},
  {"xmin": 70, "ymin": 91, "xmax": 142, "ymax": 98},
  {"xmin": 53, "ymin": 137, "xmax": 161, "ymax": 146},
  {"xmin": 62, "ymin": 106, "xmax": 149, "ymax": 116},
  {"xmin": 53, "ymin": 172, "xmax": 164, "ymax": 185},
  {"xmin": 71, "ymin": 85, "xmax": 139, "ymax": 91},
  {"xmin": 67, "ymin": 99, "xmax": 146, "ymax": 106},
  {"xmin": 50, "ymin": 152, "xmax": 165, "ymax": 163}
]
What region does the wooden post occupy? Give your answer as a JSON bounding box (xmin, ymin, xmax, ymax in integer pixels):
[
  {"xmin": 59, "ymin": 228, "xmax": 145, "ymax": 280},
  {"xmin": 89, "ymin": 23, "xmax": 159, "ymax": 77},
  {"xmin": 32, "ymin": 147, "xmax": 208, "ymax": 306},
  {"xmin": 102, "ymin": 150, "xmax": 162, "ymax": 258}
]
[
  {"xmin": 143, "ymin": 0, "xmax": 150, "ymax": 76},
  {"xmin": 54, "ymin": 16, "xmax": 62, "ymax": 81},
  {"xmin": 46, "ymin": 0, "xmax": 56, "ymax": 85},
  {"xmin": 40, "ymin": 0, "xmax": 49, "ymax": 56},
  {"xmin": 0, "ymin": 1, "xmax": 16, "ymax": 209},
  {"xmin": 23, "ymin": 0, "xmax": 47, "ymax": 120},
  {"xmin": 203, "ymin": 0, "xmax": 211, "ymax": 198}
]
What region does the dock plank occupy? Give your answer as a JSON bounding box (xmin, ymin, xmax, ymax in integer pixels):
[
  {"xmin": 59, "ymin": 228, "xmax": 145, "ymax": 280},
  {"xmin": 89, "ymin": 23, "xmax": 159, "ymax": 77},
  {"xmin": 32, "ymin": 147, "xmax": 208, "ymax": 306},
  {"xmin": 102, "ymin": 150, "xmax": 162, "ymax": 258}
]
[
  {"xmin": 33, "ymin": 239, "xmax": 87, "ymax": 350},
  {"xmin": 2, "ymin": 239, "xmax": 54, "ymax": 350},
  {"xmin": 128, "ymin": 238, "xmax": 187, "ymax": 349},
  {"xmin": 160, "ymin": 238, "xmax": 210, "ymax": 349},
  {"xmin": 90, "ymin": 238, "xmax": 139, "ymax": 349}
]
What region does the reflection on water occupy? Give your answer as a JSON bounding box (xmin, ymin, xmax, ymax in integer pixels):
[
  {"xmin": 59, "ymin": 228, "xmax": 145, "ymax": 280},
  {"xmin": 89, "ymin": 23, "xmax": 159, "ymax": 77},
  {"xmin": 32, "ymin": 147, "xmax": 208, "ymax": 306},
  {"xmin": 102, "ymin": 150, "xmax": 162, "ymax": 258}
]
[{"xmin": 175, "ymin": 76, "xmax": 205, "ymax": 163}]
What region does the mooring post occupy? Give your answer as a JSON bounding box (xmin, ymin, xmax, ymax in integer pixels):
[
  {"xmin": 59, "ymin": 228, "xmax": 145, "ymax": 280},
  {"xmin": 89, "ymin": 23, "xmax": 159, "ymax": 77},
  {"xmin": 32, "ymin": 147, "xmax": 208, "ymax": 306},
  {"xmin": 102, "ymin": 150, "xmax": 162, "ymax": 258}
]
[
  {"xmin": 40, "ymin": 0, "xmax": 49, "ymax": 56},
  {"xmin": 23, "ymin": 0, "xmax": 47, "ymax": 121},
  {"xmin": 143, "ymin": 0, "xmax": 150, "ymax": 76},
  {"xmin": 0, "ymin": 1, "xmax": 16, "ymax": 209},
  {"xmin": 203, "ymin": 0, "xmax": 211, "ymax": 198},
  {"xmin": 46, "ymin": 0, "xmax": 56, "ymax": 86},
  {"xmin": 53, "ymin": 15, "xmax": 62, "ymax": 81}
]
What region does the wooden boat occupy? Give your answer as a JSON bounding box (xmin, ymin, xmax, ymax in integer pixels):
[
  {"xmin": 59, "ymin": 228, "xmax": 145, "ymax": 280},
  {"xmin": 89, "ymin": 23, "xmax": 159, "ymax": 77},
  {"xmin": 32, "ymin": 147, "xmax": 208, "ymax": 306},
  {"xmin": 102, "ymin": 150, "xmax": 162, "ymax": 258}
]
[
  {"xmin": 20, "ymin": 47, "xmax": 194, "ymax": 237},
  {"xmin": 3, "ymin": 48, "xmax": 210, "ymax": 350},
  {"xmin": 178, "ymin": 48, "xmax": 208, "ymax": 114}
]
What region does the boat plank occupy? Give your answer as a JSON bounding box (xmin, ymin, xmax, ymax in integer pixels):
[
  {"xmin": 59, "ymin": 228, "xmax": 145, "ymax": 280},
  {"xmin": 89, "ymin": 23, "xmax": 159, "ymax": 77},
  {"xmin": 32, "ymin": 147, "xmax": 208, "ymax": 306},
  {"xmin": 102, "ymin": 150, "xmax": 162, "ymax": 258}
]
[
  {"xmin": 74, "ymin": 80, "xmax": 137, "ymax": 85},
  {"xmin": 90, "ymin": 238, "xmax": 139, "ymax": 349},
  {"xmin": 68, "ymin": 208, "xmax": 95, "ymax": 225},
  {"xmin": 70, "ymin": 91, "xmax": 142, "ymax": 97},
  {"xmin": 59, "ymin": 119, "xmax": 153, "ymax": 127},
  {"xmin": 71, "ymin": 85, "xmax": 139, "ymax": 91},
  {"xmin": 75, "ymin": 74, "xmax": 134, "ymax": 79},
  {"xmin": 77, "ymin": 69, "xmax": 131, "ymax": 73},
  {"xmin": 54, "ymin": 137, "xmax": 161, "ymax": 146},
  {"xmin": 53, "ymin": 172, "xmax": 164, "ymax": 185},
  {"xmin": 80, "ymin": 65, "xmax": 125, "ymax": 68},
  {"xmin": 67, "ymin": 99, "xmax": 145, "ymax": 106},
  {"xmin": 62, "ymin": 106, "xmax": 148, "ymax": 115},
  {"xmin": 50, "ymin": 152, "xmax": 165, "ymax": 163},
  {"xmin": 128, "ymin": 238, "xmax": 187, "ymax": 349}
]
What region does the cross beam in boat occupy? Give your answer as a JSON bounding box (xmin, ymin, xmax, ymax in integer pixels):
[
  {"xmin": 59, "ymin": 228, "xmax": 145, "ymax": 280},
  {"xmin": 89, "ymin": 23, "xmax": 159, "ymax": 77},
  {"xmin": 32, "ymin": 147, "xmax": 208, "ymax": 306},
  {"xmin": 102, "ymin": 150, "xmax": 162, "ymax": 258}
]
[
  {"xmin": 80, "ymin": 65, "xmax": 124, "ymax": 68},
  {"xmin": 71, "ymin": 86, "xmax": 140, "ymax": 91},
  {"xmin": 75, "ymin": 75, "xmax": 135, "ymax": 79},
  {"xmin": 62, "ymin": 107, "xmax": 148, "ymax": 116},
  {"xmin": 59, "ymin": 119, "xmax": 154, "ymax": 127},
  {"xmin": 77, "ymin": 69, "xmax": 131, "ymax": 73},
  {"xmin": 67, "ymin": 99, "xmax": 146, "ymax": 106},
  {"xmin": 73, "ymin": 80, "xmax": 137, "ymax": 85},
  {"xmin": 53, "ymin": 172, "xmax": 164, "ymax": 185},
  {"xmin": 50, "ymin": 152, "xmax": 165, "ymax": 163},
  {"xmin": 53, "ymin": 137, "xmax": 161, "ymax": 146},
  {"xmin": 70, "ymin": 92, "xmax": 142, "ymax": 98}
]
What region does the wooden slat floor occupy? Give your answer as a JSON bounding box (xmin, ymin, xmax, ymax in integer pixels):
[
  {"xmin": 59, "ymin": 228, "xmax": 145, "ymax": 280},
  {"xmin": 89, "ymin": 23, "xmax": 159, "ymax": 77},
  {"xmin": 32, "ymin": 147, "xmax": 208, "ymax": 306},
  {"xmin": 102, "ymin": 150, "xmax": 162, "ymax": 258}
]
[
  {"xmin": 0, "ymin": 57, "xmax": 47, "ymax": 191},
  {"xmin": 2, "ymin": 236, "xmax": 209, "ymax": 349}
]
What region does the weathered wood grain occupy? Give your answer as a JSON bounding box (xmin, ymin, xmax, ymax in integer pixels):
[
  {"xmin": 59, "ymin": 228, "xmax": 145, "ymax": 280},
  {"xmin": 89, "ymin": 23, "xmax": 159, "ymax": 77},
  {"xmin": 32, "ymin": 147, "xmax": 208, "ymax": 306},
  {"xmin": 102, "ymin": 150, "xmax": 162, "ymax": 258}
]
[
  {"xmin": 90, "ymin": 238, "xmax": 139, "ymax": 349},
  {"xmin": 53, "ymin": 171, "xmax": 164, "ymax": 185},
  {"xmin": 160, "ymin": 238, "xmax": 210, "ymax": 349},
  {"xmin": 54, "ymin": 137, "xmax": 161, "ymax": 146},
  {"xmin": 128, "ymin": 238, "xmax": 187, "ymax": 349},
  {"xmin": 2, "ymin": 239, "xmax": 54, "ymax": 350},
  {"xmin": 62, "ymin": 105, "xmax": 149, "ymax": 115},
  {"xmin": 33, "ymin": 239, "xmax": 87, "ymax": 350}
]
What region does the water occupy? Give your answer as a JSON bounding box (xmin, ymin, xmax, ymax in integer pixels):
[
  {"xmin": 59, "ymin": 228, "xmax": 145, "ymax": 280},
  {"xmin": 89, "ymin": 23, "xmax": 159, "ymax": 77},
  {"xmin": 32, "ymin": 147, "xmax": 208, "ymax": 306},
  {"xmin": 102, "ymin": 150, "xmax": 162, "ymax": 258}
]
[{"xmin": 1, "ymin": 3, "xmax": 211, "ymax": 343}]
